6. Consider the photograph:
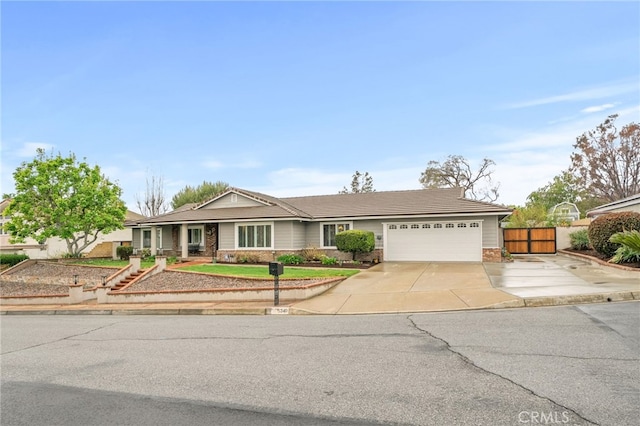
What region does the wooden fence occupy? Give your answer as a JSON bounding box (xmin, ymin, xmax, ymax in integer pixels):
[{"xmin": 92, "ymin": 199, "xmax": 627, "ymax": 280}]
[{"xmin": 503, "ymin": 228, "xmax": 556, "ymax": 254}]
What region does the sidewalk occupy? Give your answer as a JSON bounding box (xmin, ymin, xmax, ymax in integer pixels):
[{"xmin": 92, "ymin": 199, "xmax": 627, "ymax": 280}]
[{"xmin": 2, "ymin": 255, "xmax": 638, "ymax": 316}]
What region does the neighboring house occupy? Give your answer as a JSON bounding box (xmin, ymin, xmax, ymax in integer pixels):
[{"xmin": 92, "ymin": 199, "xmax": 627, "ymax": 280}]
[
  {"xmin": 126, "ymin": 187, "xmax": 513, "ymax": 263},
  {"xmin": 0, "ymin": 198, "xmax": 143, "ymax": 259},
  {"xmin": 586, "ymin": 193, "xmax": 640, "ymax": 218},
  {"xmin": 549, "ymin": 202, "xmax": 580, "ymax": 223}
]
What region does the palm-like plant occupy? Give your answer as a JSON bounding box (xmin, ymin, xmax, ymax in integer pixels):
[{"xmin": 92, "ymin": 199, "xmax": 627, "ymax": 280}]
[{"xmin": 609, "ymin": 230, "xmax": 640, "ymax": 264}]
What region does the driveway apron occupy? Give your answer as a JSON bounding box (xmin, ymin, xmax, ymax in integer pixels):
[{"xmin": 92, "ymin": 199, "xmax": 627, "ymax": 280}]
[{"xmin": 290, "ymin": 262, "xmax": 521, "ymax": 315}]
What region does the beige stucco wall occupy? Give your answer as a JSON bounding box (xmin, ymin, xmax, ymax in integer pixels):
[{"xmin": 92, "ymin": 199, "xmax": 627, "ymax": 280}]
[
  {"xmin": 1, "ymin": 227, "xmax": 133, "ymax": 259},
  {"xmin": 556, "ymin": 225, "xmax": 588, "ymax": 250}
]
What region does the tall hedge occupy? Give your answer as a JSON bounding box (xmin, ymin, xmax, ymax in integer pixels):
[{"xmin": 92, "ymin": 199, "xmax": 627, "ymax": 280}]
[
  {"xmin": 0, "ymin": 253, "xmax": 29, "ymax": 266},
  {"xmin": 335, "ymin": 230, "xmax": 375, "ymax": 261},
  {"xmin": 588, "ymin": 212, "xmax": 640, "ymax": 257}
]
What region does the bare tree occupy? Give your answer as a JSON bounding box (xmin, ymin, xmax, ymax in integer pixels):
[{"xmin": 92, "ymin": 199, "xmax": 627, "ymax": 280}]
[
  {"xmin": 419, "ymin": 155, "xmax": 500, "ymax": 202},
  {"xmin": 340, "ymin": 171, "xmax": 375, "ymax": 194},
  {"xmin": 136, "ymin": 174, "xmax": 169, "ymax": 217},
  {"xmin": 570, "ymin": 114, "xmax": 640, "ymax": 202}
]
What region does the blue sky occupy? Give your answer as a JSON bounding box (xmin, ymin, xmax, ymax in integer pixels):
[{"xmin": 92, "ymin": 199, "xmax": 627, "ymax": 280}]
[{"xmin": 2, "ymin": 1, "xmax": 639, "ymax": 212}]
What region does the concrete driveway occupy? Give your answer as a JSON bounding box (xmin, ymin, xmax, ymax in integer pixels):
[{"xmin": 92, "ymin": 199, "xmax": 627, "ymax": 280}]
[
  {"xmin": 485, "ymin": 255, "xmax": 640, "ymax": 298},
  {"xmin": 290, "ymin": 262, "xmax": 521, "ymax": 315},
  {"xmin": 291, "ymin": 255, "xmax": 639, "ymax": 315}
]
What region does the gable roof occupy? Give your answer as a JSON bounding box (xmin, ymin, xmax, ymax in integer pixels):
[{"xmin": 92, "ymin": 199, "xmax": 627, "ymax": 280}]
[{"xmin": 130, "ymin": 187, "xmax": 511, "ymax": 226}]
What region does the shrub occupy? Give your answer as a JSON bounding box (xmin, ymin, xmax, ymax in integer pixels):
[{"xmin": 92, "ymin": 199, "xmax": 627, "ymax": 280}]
[
  {"xmin": 62, "ymin": 252, "xmax": 84, "ymax": 259},
  {"xmin": 335, "ymin": 229, "xmax": 375, "ymax": 261},
  {"xmin": 501, "ymin": 247, "xmax": 513, "ymax": 261},
  {"xmin": 0, "ymin": 253, "xmax": 29, "ymax": 266},
  {"xmin": 116, "ymin": 245, "xmax": 134, "ymax": 260},
  {"xmin": 609, "ymin": 230, "xmax": 640, "ymax": 264},
  {"xmin": 588, "ymin": 212, "xmax": 640, "ymax": 257},
  {"xmin": 277, "ymin": 254, "xmax": 305, "ymax": 265},
  {"xmin": 569, "ymin": 229, "xmax": 591, "ymax": 251},
  {"xmin": 321, "ymin": 256, "xmax": 338, "ymax": 265},
  {"xmin": 300, "ymin": 247, "xmax": 324, "ymax": 262}
]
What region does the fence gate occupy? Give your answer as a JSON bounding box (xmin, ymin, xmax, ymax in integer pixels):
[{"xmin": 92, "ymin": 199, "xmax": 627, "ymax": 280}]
[{"xmin": 503, "ymin": 228, "xmax": 556, "ymax": 254}]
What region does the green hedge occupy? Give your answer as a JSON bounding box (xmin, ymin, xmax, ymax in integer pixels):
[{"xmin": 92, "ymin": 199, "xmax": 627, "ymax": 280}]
[
  {"xmin": 277, "ymin": 254, "xmax": 305, "ymax": 265},
  {"xmin": 335, "ymin": 229, "xmax": 375, "ymax": 261},
  {"xmin": 116, "ymin": 246, "xmax": 134, "ymax": 260},
  {"xmin": 0, "ymin": 253, "xmax": 29, "ymax": 266},
  {"xmin": 588, "ymin": 212, "xmax": 640, "ymax": 257},
  {"xmin": 568, "ymin": 229, "xmax": 590, "ymax": 250}
]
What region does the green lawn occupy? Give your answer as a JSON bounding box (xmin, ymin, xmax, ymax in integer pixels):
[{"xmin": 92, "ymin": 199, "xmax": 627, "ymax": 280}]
[
  {"xmin": 176, "ymin": 263, "xmax": 360, "ymax": 279},
  {"xmin": 66, "ymin": 259, "xmax": 359, "ymax": 279}
]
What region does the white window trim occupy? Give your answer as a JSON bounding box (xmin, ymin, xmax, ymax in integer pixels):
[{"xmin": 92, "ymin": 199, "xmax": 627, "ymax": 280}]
[
  {"xmin": 234, "ymin": 221, "xmax": 274, "ymax": 250},
  {"xmin": 188, "ymin": 225, "xmax": 205, "ymax": 247},
  {"xmin": 320, "ymin": 221, "xmax": 354, "ymax": 248},
  {"xmin": 141, "ymin": 227, "xmax": 163, "ymax": 249}
]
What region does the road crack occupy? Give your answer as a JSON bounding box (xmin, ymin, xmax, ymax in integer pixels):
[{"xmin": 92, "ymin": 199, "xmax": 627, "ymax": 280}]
[
  {"xmin": 0, "ymin": 322, "xmax": 121, "ymax": 356},
  {"xmin": 406, "ymin": 315, "xmax": 600, "ymax": 426}
]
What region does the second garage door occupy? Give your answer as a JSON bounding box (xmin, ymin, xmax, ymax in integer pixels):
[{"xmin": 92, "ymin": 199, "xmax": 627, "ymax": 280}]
[{"xmin": 384, "ymin": 220, "xmax": 482, "ymax": 262}]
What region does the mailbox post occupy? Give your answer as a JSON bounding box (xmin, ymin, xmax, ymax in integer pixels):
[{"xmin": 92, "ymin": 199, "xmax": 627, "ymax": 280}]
[{"xmin": 268, "ymin": 262, "xmax": 284, "ymax": 306}]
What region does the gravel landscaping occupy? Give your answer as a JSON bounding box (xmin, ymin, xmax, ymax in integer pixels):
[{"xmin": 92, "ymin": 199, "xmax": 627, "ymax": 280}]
[
  {"xmin": 0, "ymin": 262, "xmax": 329, "ymax": 297},
  {"xmin": 122, "ymin": 270, "xmax": 326, "ymax": 293},
  {"xmin": 0, "ymin": 281, "xmax": 70, "ymax": 297}
]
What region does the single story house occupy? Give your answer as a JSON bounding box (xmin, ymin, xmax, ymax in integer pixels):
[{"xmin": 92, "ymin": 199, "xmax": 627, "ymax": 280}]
[
  {"xmin": 1, "ymin": 198, "xmax": 144, "ymax": 259},
  {"xmin": 586, "ymin": 193, "xmax": 640, "ymax": 218},
  {"xmin": 549, "ymin": 202, "xmax": 580, "ymax": 223},
  {"xmin": 126, "ymin": 187, "xmax": 512, "ymax": 263}
]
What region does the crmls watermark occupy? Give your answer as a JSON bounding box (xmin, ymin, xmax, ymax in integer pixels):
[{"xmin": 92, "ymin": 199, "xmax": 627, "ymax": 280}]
[{"xmin": 518, "ymin": 411, "xmax": 571, "ymax": 424}]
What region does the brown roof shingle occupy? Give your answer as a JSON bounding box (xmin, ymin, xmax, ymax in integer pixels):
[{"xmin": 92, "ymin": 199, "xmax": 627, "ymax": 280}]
[{"xmin": 130, "ymin": 187, "xmax": 511, "ymax": 225}]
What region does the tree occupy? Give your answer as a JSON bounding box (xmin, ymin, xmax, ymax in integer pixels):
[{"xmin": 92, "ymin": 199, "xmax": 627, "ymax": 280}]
[
  {"xmin": 525, "ymin": 171, "xmax": 604, "ymax": 216},
  {"xmin": 136, "ymin": 174, "xmax": 169, "ymax": 217},
  {"xmin": 335, "ymin": 229, "xmax": 375, "ymax": 261},
  {"xmin": 419, "ymin": 155, "xmax": 500, "ymax": 202},
  {"xmin": 171, "ymin": 180, "xmax": 229, "ymax": 209},
  {"xmin": 3, "ymin": 149, "xmax": 127, "ymax": 257},
  {"xmin": 570, "ymin": 114, "xmax": 640, "ymax": 202},
  {"xmin": 339, "ymin": 171, "xmax": 375, "ymax": 194},
  {"xmin": 503, "ymin": 204, "xmax": 554, "ymax": 228}
]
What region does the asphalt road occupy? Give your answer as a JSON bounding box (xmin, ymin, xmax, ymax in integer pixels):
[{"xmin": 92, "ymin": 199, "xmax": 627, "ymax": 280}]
[{"xmin": 1, "ymin": 302, "xmax": 638, "ymax": 426}]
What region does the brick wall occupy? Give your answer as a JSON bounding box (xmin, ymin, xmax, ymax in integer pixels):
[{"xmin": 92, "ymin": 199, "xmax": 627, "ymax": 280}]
[{"xmin": 482, "ymin": 248, "xmax": 502, "ymax": 262}]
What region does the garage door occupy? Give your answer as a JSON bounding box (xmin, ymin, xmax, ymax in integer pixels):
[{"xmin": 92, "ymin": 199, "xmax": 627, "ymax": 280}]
[{"xmin": 384, "ymin": 221, "xmax": 482, "ymax": 262}]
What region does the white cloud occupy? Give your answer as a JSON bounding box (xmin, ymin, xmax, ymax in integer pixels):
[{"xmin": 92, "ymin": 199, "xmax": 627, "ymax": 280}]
[
  {"xmin": 580, "ymin": 103, "xmax": 616, "ymax": 114},
  {"xmin": 16, "ymin": 142, "xmax": 55, "ymax": 157},
  {"xmin": 505, "ymin": 80, "xmax": 638, "ymax": 109},
  {"xmin": 202, "ymin": 159, "xmax": 262, "ymax": 170},
  {"xmin": 249, "ymin": 166, "xmax": 424, "ymax": 199}
]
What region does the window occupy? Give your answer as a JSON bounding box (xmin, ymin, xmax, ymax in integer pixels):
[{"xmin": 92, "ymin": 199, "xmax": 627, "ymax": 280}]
[
  {"xmin": 238, "ymin": 223, "xmax": 272, "ymax": 248},
  {"xmin": 400, "ymin": 224, "xmax": 408, "ymax": 229},
  {"xmin": 389, "ymin": 224, "xmax": 397, "ymax": 230},
  {"xmin": 422, "ymin": 224, "xmax": 430, "ymax": 229},
  {"xmin": 188, "ymin": 228, "xmax": 202, "ymax": 245},
  {"xmin": 141, "ymin": 228, "xmax": 162, "ymax": 248},
  {"xmin": 457, "ymin": 223, "xmax": 467, "ymax": 228},
  {"xmin": 470, "ymin": 222, "xmax": 479, "ymax": 228},
  {"xmin": 0, "ymin": 217, "xmax": 8, "ymax": 235},
  {"xmin": 322, "ymin": 223, "xmax": 351, "ymax": 247},
  {"xmin": 434, "ymin": 224, "xmax": 442, "ymax": 229},
  {"xmin": 411, "ymin": 224, "xmax": 420, "ymax": 229}
]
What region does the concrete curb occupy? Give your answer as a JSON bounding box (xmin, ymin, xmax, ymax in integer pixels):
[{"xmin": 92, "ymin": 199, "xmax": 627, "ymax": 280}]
[
  {"xmin": 1, "ymin": 292, "xmax": 638, "ymax": 316},
  {"xmin": 522, "ymin": 291, "xmax": 637, "ymax": 307}
]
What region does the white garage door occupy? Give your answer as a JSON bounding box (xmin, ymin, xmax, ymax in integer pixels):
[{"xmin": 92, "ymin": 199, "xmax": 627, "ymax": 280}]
[{"xmin": 384, "ymin": 221, "xmax": 482, "ymax": 262}]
